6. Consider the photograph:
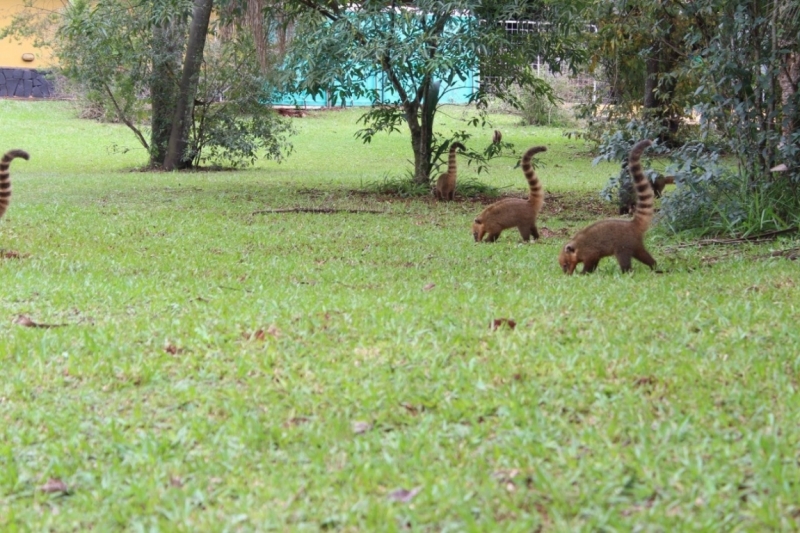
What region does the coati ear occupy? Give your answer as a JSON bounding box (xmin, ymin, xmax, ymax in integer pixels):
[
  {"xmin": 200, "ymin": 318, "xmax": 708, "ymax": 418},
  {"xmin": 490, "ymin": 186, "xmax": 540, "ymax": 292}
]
[
  {"xmin": 565, "ymin": 244, "xmax": 575, "ymax": 253},
  {"xmin": 474, "ymin": 218, "xmax": 481, "ymax": 224}
]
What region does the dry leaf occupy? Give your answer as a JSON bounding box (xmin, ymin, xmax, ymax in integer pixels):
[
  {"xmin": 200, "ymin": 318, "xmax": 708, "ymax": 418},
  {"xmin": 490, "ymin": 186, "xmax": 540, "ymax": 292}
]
[
  {"xmin": 284, "ymin": 416, "xmax": 310, "ymax": 427},
  {"xmin": 40, "ymin": 478, "xmax": 68, "ymax": 494},
  {"xmin": 634, "ymin": 376, "xmax": 657, "ymax": 387},
  {"xmin": 423, "ymin": 283, "xmax": 436, "ymax": 291},
  {"xmin": 387, "ymin": 486, "xmax": 422, "ymax": 503},
  {"xmin": 351, "ymin": 421, "xmax": 372, "ymax": 434},
  {"xmin": 243, "ymin": 325, "xmax": 280, "ymax": 341},
  {"xmin": 164, "ymin": 344, "xmax": 181, "ymax": 355},
  {"xmin": 0, "ymin": 250, "xmax": 28, "ymax": 259},
  {"xmin": 400, "ymin": 403, "xmax": 423, "ymax": 415},
  {"xmin": 14, "ymin": 315, "xmax": 67, "ymax": 329},
  {"xmin": 491, "ymin": 318, "xmax": 517, "ymax": 330},
  {"xmin": 169, "ymin": 476, "xmax": 183, "ymax": 488}
]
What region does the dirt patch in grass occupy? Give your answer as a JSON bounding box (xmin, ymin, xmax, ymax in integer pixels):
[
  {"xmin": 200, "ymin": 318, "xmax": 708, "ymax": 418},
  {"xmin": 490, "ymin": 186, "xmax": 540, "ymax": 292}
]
[
  {"xmin": 541, "ymin": 191, "xmax": 617, "ymax": 221},
  {"xmin": 288, "ymin": 187, "xmax": 621, "ymax": 223}
]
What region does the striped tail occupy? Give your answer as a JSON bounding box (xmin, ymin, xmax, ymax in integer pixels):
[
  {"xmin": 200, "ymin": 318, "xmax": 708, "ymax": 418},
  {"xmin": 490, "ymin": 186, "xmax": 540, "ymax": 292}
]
[
  {"xmin": 629, "ymin": 140, "xmax": 654, "ymax": 230},
  {"xmin": 0, "ymin": 149, "xmax": 30, "ymax": 219},
  {"xmin": 522, "ymin": 146, "xmax": 547, "ymax": 213},
  {"xmin": 447, "ymin": 142, "xmax": 465, "ymax": 178}
]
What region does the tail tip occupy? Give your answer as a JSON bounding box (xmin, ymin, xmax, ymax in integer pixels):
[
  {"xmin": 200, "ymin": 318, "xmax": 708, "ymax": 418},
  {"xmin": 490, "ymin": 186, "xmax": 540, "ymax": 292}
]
[{"xmin": 5, "ymin": 149, "xmax": 30, "ymax": 161}]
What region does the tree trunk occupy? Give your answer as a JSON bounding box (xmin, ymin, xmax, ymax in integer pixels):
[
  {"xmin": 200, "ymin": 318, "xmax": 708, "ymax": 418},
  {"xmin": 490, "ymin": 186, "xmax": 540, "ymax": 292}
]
[
  {"xmin": 779, "ymin": 52, "xmax": 800, "ymax": 139},
  {"xmin": 163, "ymin": 0, "xmax": 214, "ymax": 171},
  {"xmin": 404, "ymin": 80, "xmax": 440, "ymax": 185},
  {"xmin": 150, "ymin": 19, "xmax": 186, "ymax": 167},
  {"xmin": 644, "ymin": 53, "xmax": 659, "ymax": 110},
  {"xmin": 644, "ymin": 37, "xmax": 680, "ymax": 144},
  {"xmin": 405, "ymin": 101, "xmax": 431, "ymax": 185}
]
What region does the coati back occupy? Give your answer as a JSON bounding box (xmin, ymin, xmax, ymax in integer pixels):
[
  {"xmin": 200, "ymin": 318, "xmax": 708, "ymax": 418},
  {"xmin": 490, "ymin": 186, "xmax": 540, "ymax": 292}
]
[
  {"xmin": 433, "ymin": 142, "xmax": 466, "ymax": 201},
  {"xmin": 559, "ymin": 140, "xmax": 656, "ymax": 274},
  {"xmin": 0, "ymin": 149, "xmax": 30, "ymax": 219},
  {"xmin": 472, "ymin": 146, "xmax": 547, "ymax": 242}
]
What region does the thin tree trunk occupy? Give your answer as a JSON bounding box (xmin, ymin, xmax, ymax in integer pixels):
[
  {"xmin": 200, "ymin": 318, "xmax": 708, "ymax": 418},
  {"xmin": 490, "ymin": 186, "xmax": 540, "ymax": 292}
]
[
  {"xmin": 779, "ymin": 52, "xmax": 800, "ymax": 139},
  {"xmin": 164, "ymin": 0, "xmax": 214, "ymax": 171},
  {"xmin": 404, "ymin": 102, "xmax": 431, "ymax": 185},
  {"xmin": 150, "ymin": 19, "xmax": 185, "ymax": 167}
]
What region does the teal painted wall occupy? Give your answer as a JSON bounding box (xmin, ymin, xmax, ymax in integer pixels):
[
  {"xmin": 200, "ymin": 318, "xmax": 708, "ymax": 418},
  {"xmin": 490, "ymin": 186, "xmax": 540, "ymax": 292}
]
[{"xmin": 273, "ymin": 71, "xmax": 477, "ymax": 107}]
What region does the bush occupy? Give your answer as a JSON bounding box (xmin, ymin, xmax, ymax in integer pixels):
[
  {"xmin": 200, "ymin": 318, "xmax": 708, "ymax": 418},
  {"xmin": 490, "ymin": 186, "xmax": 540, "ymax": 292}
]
[
  {"xmin": 187, "ymin": 37, "xmax": 294, "ymax": 168},
  {"xmin": 486, "ymin": 70, "xmax": 578, "ymax": 128}
]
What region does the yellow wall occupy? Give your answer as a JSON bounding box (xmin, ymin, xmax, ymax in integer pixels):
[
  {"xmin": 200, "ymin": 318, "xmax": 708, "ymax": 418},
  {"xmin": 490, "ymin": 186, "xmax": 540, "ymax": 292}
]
[{"xmin": 0, "ymin": 0, "xmax": 59, "ymax": 68}]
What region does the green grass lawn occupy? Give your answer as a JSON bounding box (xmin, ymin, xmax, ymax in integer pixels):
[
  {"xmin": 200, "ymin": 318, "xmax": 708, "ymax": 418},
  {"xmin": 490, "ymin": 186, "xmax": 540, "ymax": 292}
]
[{"xmin": 1, "ymin": 99, "xmax": 799, "ymax": 531}]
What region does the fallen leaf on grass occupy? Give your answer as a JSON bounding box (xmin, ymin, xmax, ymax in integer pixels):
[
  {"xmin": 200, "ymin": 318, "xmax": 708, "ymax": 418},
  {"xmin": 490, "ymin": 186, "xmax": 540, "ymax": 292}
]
[
  {"xmin": 242, "ymin": 325, "xmax": 281, "ymax": 341},
  {"xmin": 387, "ymin": 486, "xmax": 422, "ymax": 503},
  {"xmin": 400, "ymin": 403, "xmax": 424, "ymax": 415},
  {"xmin": 169, "ymin": 476, "xmax": 184, "ymax": 488},
  {"xmin": 14, "ymin": 315, "xmax": 68, "ymax": 328},
  {"xmin": 164, "ymin": 343, "xmax": 182, "ymax": 355},
  {"xmin": 0, "ymin": 250, "xmax": 29, "ymax": 259},
  {"xmin": 284, "ymin": 416, "xmax": 310, "ymax": 427},
  {"xmin": 40, "ymin": 478, "xmax": 68, "ymax": 494},
  {"xmin": 351, "ymin": 421, "xmax": 373, "ymax": 434},
  {"xmin": 492, "ymin": 469, "xmax": 520, "ymax": 492},
  {"xmin": 491, "ymin": 318, "xmax": 516, "ymax": 330},
  {"xmin": 423, "ymin": 283, "xmax": 436, "ymax": 291},
  {"xmin": 634, "ymin": 376, "xmax": 657, "ymax": 387}
]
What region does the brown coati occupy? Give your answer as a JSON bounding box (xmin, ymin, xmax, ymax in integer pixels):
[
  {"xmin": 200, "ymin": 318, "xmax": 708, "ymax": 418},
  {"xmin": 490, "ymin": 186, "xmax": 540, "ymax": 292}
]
[
  {"xmin": 619, "ymin": 171, "xmax": 674, "ymax": 214},
  {"xmin": 653, "ymin": 174, "xmax": 675, "ymax": 198},
  {"xmin": 559, "ymin": 139, "xmax": 656, "ymax": 274},
  {"xmin": 0, "ymin": 150, "xmax": 30, "ymax": 219},
  {"xmin": 492, "ymin": 130, "xmax": 502, "ymax": 144},
  {"xmin": 472, "ymin": 145, "xmax": 547, "ymax": 242},
  {"xmin": 433, "ymin": 142, "xmax": 466, "ymax": 201}
]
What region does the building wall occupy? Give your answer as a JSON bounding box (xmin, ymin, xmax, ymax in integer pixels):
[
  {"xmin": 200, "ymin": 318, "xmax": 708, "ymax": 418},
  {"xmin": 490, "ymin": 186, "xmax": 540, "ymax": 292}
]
[{"xmin": 0, "ymin": 0, "xmax": 59, "ymax": 68}]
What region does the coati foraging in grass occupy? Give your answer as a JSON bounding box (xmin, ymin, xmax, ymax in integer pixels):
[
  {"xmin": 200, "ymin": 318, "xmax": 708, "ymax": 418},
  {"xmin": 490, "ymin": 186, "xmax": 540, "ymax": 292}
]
[
  {"xmin": 559, "ymin": 140, "xmax": 656, "ymax": 274},
  {"xmin": 653, "ymin": 174, "xmax": 675, "ymax": 198},
  {"xmin": 472, "ymin": 145, "xmax": 547, "ymax": 242},
  {"xmin": 493, "ymin": 130, "xmax": 502, "ymax": 144},
  {"xmin": 433, "ymin": 142, "xmax": 466, "ymax": 201},
  {"xmin": 0, "ymin": 150, "xmax": 30, "ymax": 219},
  {"xmin": 619, "ymin": 172, "xmax": 674, "ymax": 214}
]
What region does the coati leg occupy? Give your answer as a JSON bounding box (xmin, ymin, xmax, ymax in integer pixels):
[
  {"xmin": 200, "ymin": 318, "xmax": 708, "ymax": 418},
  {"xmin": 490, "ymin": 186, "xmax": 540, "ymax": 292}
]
[
  {"xmin": 581, "ymin": 259, "xmax": 599, "ymax": 274},
  {"xmin": 615, "ymin": 253, "xmax": 633, "ymax": 273},
  {"xmin": 633, "ymin": 248, "xmax": 657, "ymax": 269},
  {"xmin": 518, "ymin": 227, "xmax": 531, "ymax": 241}
]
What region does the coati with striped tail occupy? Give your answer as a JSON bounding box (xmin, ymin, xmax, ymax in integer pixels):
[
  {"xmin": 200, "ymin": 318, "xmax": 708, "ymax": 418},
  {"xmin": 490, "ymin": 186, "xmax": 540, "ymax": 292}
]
[
  {"xmin": 0, "ymin": 150, "xmax": 30, "ymax": 219},
  {"xmin": 472, "ymin": 145, "xmax": 547, "ymax": 242},
  {"xmin": 619, "ymin": 172, "xmax": 674, "ymax": 214},
  {"xmin": 559, "ymin": 139, "xmax": 656, "ymax": 274},
  {"xmin": 433, "ymin": 142, "xmax": 466, "ymax": 201}
]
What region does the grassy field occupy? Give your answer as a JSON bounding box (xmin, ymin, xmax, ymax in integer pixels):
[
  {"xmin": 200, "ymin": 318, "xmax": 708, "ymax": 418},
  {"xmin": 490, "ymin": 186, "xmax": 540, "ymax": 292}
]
[{"xmin": 1, "ymin": 99, "xmax": 799, "ymax": 531}]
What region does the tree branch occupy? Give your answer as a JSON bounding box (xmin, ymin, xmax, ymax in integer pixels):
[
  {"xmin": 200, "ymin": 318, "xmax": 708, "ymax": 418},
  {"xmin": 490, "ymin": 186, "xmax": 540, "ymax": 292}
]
[{"xmin": 103, "ymin": 83, "xmax": 149, "ymax": 150}]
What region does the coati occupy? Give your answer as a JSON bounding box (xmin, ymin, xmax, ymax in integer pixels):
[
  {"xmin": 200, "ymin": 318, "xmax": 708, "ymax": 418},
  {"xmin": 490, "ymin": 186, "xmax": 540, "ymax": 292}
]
[
  {"xmin": 472, "ymin": 145, "xmax": 547, "ymax": 242},
  {"xmin": 433, "ymin": 142, "xmax": 466, "ymax": 201},
  {"xmin": 492, "ymin": 130, "xmax": 502, "ymax": 144},
  {"xmin": 559, "ymin": 139, "xmax": 656, "ymax": 274},
  {"xmin": 619, "ymin": 171, "xmax": 674, "ymax": 214},
  {"xmin": 0, "ymin": 149, "xmax": 30, "ymax": 219}
]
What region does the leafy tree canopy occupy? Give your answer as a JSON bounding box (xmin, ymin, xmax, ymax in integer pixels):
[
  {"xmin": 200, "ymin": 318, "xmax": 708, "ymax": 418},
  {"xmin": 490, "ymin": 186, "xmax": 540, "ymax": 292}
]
[{"xmin": 272, "ymin": 0, "xmax": 588, "ymax": 184}]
